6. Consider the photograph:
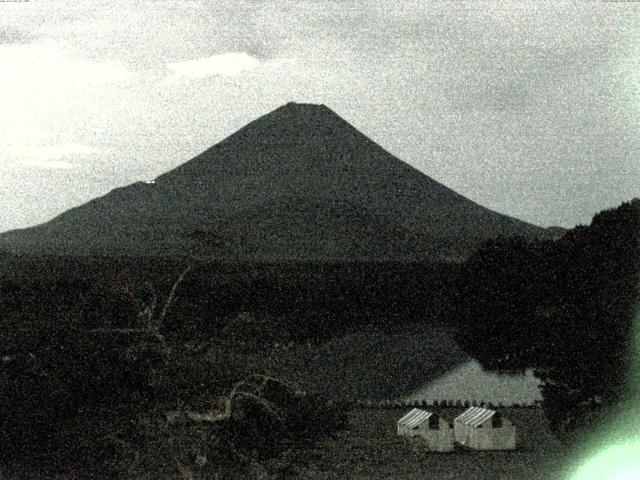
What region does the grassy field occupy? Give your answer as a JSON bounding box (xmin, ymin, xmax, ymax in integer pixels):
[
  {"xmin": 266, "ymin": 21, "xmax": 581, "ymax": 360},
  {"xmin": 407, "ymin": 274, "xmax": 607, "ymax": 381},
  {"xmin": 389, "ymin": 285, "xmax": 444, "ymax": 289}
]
[{"xmin": 278, "ymin": 407, "xmax": 571, "ymax": 480}]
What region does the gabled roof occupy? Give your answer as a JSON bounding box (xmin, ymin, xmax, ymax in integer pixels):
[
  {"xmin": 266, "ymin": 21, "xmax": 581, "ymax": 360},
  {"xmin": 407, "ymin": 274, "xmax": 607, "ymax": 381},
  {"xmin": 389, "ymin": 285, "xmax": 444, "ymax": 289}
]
[
  {"xmin": 397, "ymin": 408, "xmax": 433, "ymax": 428},
  {"xmin": 455, "ymin": 407, "xmax": 496, "ymax": 428}
]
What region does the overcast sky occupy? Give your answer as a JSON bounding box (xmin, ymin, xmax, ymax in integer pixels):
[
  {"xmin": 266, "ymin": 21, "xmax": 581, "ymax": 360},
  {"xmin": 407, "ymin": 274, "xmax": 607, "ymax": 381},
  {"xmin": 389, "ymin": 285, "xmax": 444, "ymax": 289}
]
[{"xmin": 1, "ymin": 0, "xmax": 638, "ymax": 232}]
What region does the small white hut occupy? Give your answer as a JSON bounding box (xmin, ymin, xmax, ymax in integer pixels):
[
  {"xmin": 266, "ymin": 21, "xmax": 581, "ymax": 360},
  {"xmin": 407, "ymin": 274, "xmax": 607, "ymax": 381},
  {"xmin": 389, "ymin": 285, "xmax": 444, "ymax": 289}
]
[
  {"xmin": 397, "ymin": 408, "xmax": 454, "ymax": 452},
  {"xmin": 454, "ymin": 407, "xmax": 516, "ymax": 450}
]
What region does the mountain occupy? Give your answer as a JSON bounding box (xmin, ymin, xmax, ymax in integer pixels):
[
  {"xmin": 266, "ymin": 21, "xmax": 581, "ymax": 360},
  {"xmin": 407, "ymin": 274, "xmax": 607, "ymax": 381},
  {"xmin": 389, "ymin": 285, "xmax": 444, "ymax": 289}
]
[{"xmin": 0, "ymin": 102, "xmax": 553, "ymax": 260}]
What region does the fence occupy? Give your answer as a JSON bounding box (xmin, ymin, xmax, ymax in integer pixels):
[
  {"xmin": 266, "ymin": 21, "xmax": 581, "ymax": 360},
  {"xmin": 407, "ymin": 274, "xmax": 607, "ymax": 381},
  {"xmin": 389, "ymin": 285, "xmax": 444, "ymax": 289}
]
[{"xmin": 327, "ymin": 398, "xmax": 542, "ymax": 410}]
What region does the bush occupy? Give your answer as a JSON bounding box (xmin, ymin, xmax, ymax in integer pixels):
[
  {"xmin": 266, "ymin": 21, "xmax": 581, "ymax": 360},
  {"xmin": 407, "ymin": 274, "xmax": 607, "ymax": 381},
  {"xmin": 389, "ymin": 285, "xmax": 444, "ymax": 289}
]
[
  {"xmin": 116, "ymin": 374, "xmax": 348, "ymax": 479},
  {"xmin": 0, "ymin": 327, "xmax": 166, "ymax": 470}
]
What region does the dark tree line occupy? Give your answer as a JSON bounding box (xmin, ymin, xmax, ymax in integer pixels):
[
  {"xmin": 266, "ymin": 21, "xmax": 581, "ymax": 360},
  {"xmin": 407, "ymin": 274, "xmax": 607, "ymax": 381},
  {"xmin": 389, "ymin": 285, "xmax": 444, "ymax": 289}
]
[{"xmin": 453, "ymin": 198, "xmax": 640, "ymax": 437}]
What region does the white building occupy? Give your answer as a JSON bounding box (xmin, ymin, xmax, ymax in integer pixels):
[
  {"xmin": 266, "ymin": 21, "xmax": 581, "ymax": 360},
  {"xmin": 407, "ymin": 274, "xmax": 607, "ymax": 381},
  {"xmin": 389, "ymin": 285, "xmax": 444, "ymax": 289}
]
[
  {"xmin": 397, "ymin": 408, "xmax": 454, "ymax": 452},
  {"xmin": 454, "ymin": 407, "xmax": 516, "ymax": 450}
]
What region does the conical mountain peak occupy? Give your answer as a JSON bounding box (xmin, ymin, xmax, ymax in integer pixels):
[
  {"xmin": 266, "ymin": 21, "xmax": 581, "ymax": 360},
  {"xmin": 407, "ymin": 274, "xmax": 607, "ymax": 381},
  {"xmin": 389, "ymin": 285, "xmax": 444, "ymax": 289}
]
[
  {"xmin": 276, "ymin": 102, "xmax": 338, "ymax": 120},
  {"xmin": 0, "ymin": 103, "xmax": 552, "ymax": 259},
  {"xmin": 252, "ymin": 102, "xmax": 337, "ymax": 123},
  {"xmin": 281, "ymin": 101, "xmax": 330, "ymax": 111},
  {"xmin": 204, "ymin": 102, "xmax": 362, "ymax": 153},
  {"xmin": 257, "ymin": 101, "xmax": 348, "ymax": 128}
]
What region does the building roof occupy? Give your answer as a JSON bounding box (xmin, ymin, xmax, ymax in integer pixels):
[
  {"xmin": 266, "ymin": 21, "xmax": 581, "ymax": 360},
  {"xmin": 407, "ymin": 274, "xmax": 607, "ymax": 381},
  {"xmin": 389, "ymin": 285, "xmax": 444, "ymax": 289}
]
[
  {"xmin": 397, "ymin": 408, "xmax": 433, "ymax": 429},
  {"xmin": 455, "ymin": 407, "xmax": 496, "ymax": 428}
]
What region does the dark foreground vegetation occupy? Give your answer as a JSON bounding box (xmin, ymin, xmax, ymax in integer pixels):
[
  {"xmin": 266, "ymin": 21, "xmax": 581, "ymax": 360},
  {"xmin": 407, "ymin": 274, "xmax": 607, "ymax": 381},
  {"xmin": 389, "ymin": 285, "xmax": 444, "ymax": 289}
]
[
  {"xmin": 0, "ymin": 261, "xmax": 454, "ymax": 478},
  {"xmin": 0, "ymin": 259, "xmax": 456, "ymax": 336},
  {"xmin": 0, "ymin": 199, "xmax": 637, "ymax": 477},
  {"xmin": 0, "ymin": 326, "xmax": 347, "ymax": 478}
]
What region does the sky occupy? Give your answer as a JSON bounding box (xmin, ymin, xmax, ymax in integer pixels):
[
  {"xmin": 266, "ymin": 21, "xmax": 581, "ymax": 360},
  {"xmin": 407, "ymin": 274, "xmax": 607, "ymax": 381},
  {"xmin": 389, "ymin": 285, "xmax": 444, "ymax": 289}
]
[{"xmin": 1, "ymin": 0, "xmax": 639, "ymax": 232}]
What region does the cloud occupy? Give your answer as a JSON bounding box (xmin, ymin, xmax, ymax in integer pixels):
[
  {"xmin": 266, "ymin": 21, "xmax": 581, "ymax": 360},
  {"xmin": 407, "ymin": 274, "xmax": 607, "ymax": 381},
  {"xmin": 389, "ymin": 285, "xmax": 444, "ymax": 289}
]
[
  {"xmin": 0, "ymin": 40, "xmax": 135, "ymax": 93},
  {"xmin": 0, "ymin": 26, "xmax": 34, "ymax": 45},
  {"xmin": 16, "ymin": 159, "xmax": 76, "ymax": 170},
  {"xmin": 166, "ymin": 52, "xmax": 261, "ymax": 81},
  {"xmin": 6, "ymin": 143, "xmax": 97, "ymax": 169},
  {"xmin": 67, "ymin": 60, "xmax": 134, "ymax": 84},
  {"xmin": 7, "ymin": 143, "xmax": 97, "ymax": 160}
]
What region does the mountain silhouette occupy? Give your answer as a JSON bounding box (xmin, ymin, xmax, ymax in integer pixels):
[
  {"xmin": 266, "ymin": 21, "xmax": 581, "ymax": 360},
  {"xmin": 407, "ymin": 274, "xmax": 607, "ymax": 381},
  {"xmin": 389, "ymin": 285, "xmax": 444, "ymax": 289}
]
[{"xmin": 0, "ymin": 102, "xmax": 552, "ymax": 260}]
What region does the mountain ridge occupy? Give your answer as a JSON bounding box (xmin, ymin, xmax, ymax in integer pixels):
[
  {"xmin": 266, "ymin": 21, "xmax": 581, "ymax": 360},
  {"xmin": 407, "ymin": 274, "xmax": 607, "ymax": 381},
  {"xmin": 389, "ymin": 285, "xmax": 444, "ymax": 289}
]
[{"xmin": 0, "ymin": 102, "xmax": 554, "ymax": 260}]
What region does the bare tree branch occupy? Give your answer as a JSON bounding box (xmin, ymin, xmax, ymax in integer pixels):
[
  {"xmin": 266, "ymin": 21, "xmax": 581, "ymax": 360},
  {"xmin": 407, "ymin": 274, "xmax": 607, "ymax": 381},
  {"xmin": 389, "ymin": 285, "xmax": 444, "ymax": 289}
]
[{"xmin": 159, "ymin": 265, "xmax": 192, "ymax": 324}]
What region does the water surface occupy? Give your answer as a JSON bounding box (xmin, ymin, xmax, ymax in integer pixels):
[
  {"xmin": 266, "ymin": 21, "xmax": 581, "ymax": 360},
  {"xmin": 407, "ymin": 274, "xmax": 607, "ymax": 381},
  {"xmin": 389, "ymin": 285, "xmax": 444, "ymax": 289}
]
[{"xmin": 406, "ymin": 359, "xmax": 542, "ymax": 405}]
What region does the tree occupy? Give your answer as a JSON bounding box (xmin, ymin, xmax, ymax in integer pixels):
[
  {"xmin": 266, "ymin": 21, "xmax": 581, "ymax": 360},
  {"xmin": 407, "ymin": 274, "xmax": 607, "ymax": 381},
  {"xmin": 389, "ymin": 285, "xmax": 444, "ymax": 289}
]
[
  {"xmin": 453, "ymin": 199, "xmax": 640, "ymax": 438},
  {"xmin": 535, "ymin": 199, "xmax": 639, "ymax": 438},
  {"xmin": 452, "ymin": 235, "xmax": 555, "ymax": 368}
]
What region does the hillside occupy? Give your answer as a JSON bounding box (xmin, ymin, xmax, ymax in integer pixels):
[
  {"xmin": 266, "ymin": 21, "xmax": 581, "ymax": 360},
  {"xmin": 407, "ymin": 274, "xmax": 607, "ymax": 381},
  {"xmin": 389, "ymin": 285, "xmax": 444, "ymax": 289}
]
[{"xmin": 0, "ymin": 102, "xmax": 551, "ymax": 260}]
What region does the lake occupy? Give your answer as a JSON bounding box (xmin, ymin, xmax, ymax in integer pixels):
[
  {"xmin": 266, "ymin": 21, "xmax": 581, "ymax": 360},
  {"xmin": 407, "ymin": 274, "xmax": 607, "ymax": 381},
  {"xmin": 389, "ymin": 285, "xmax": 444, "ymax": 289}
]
[{"xmin": 406, "ymin": 359, "xmax": 543, "ymax": 405}]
